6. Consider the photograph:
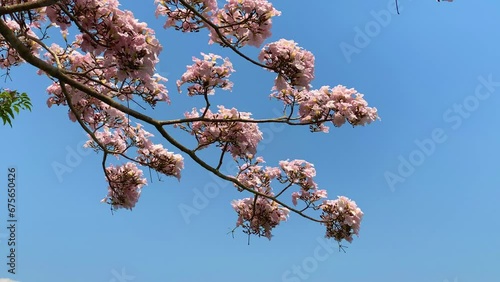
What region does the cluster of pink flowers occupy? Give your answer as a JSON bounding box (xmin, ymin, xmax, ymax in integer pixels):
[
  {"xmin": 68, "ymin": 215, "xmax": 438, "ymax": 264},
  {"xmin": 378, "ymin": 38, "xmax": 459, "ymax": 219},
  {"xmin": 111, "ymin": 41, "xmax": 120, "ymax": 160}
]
[
  {"xmin": 86, "ymin": 126, "xmax": 128, "ymax": 154},
  {"xmin": 155, "ymin": 0, "xmax": 217, "ymax": 32},
  {"xmin": 83, "ymin": 120, "xmax": 185, "ymax": 176},
  {"xmin": 47, "ymin": 0, "xmax": 162, "ymax": 75},
  {"xmin": 210, "ymin": 0, "xmax": 281, "ymax": 47},
  {"xmin": 236, "ymin": 157, "xmax": 281, "ymax": 193},
  {"xmin": 136, "ymin": 144, "xmax": 184, "ymax": 180},
  {"xmin": 291, "ymin": 189, "xmax": 328, "ymax": 207},
  {"xmin": 44, "ymin": 0, "xmax": 169, "ymax": 107},
  {"xmin": 278, "ymin": 160, "xmax": 327, "ymax": 206},
  {"xmin": 124, "ymin": 123, "xmax": 154, "ymax": 149},
  {"xmin": 279, "ymin": 159, "xmax": 317, "ymax": 189},
  {"xmin": 37, "ymin": 1, "xmax": 186, "ymax": 211},
  {"xmin": 183, "ymin": 106, "xmax": 263, "ymax": 158},
  {"xmin": 155, "ymin": 0, "xmax": 280, "ymax": 47},
  {"xmin": 232, "ymin": 158, "xmax": 288, "ymax": 239},
  {"xmin": 83, "ymin": 123, "xmax": 184, "ymax": 209},
  {"xmin": 103, "ymin": 163, "xmax": 148, "ymax": 210},
  {"xmin": 298, "ymin": 85, "xmax": 379, "ymax": 132},
  {"xmin": 124, "ymin": 124, "xmax": 184, "ymax": 181},
  {"xmin": 46, "ymin": 81, "xmax": 130, "ymax": 130},
  {"xmin": 259, "ymin": 39, "xmax": 315, "ymax": 91},
  {"xmin": 177, "ymin": 53, "xmax": 235, "ymax": 96},
  {"xmin": 319, "ymin": 196, "xmax": 364, "ymax": 243},
  {"xmin": 256, "ymin": 40, "xmax": 378, "ymax": 133},
  {"xmin": 233, "ymin": 157, "xmax": 361, "ymax": 241},
  {"xmin": 231, "ymin": 197, "xmax": 289, "ymax": 240}
]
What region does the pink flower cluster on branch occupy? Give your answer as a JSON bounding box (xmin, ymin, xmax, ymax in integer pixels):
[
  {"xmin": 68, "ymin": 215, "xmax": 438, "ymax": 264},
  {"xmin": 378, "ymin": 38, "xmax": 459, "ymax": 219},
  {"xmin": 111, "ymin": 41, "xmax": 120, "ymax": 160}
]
[
  {"xmin": 278, "ymin": 159, "xmax": 329, "ymax": 207},
  {"xmin": 257, "ymin": 39, "xmax": 379, "ymax": 132},
  {"xmin": 232, "ymin": 158, "xmax": 289, "ymax": 240},
  {"xmin": 136, "ymin": 144, "xmax": 184, "ymax": 180},
  {"xmin": 155, "ymin": 0, "xmax": 280, "ymax": 48},
  {"xmin": 210, "ymin": 0, "xmax": 281, "ymax": 47},
  {"xmin": 155, "ymin": 0, "xmax": 217, "ymax": 32},
  {"xmin": 34, "ymin": 0, "xmax": 183, "ymax": 211},
  {"xmin": 177, "ymin": 53, "xmax": 234, "ymax": 96},
  {"xmin": 236, "ymin": 156, "xmax": 280, "ymax": 192},
  {"xmin": 259, "ymin": 39, "xmax": 315, "ymax": 90},
  {"xmin": 46, "ymin": 81, "xmax": 129, "ymax": 128},
  {"xmin": 42, "ymin": 44, "xmax": 169, "ymax": 109},
  {"xmin": 298, "ymin": 85, "xmax": 379, "ymax": 132},
  {"xmin": 83, "ymin": 121, "xmax": 184, "ymax": 209},
  {"xmin": 84, "ymin": 121, "xmax": 185, "ymax": 181},
  {"xmin": 44, "ymin": 0, "xmax": 169, "ymax": 106},
  {"xmin": 320, "ymin": 196, "xmax": 364, "ymax": 243},
  {"xmin": 103, "ymin": 162, "xmax": 147, "ymax": 210},
  {"xmin": 47, "ymin": 0, "xmax": 162, "ymax": 76},
  {"xmin": 231, "ymin": 197, "xmax": 289, "ymax": 240},
  {"xmin": 182, "ymin": 106, "xmax": 263, "ymax": 159},
  {"xmin": 279, "ymin": 159, "xmax": 317, "ymax": 190},
  {"xmin": 90, "ymin": 126, "xmax": 128, "ymax": 154},
  {"xmin": 233, "ymin": 158, "xmax": 355, "ymax": 242}
]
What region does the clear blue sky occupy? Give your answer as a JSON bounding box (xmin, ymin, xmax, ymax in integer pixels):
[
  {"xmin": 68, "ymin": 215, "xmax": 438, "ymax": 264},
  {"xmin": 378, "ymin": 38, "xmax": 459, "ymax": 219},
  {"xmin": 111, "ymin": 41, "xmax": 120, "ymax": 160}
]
[{"xmin": 1, "ymin": 0, "xmax": 500, "ymax": 281}]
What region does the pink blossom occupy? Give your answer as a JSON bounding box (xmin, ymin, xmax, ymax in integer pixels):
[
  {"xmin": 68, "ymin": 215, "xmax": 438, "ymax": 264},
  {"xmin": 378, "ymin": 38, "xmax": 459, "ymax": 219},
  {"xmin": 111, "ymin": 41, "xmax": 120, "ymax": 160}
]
[
  {"xmin": 183, "ymin": 106, "xmax": 263, "ymax": 159},
  {"xmin": 137, "ymin": 144, "xmax": 184, "ymax": 180},
  {"xmin": 155, "ymin": 0, "xmax": 217, "ymax": 32},
  {"xmin": 210, "ymin": 0, "xmax": 281, "ymax": 47},
  {"xmin": 298, "ymin": 85, "xmax": 379, "ymax": 132},
  {"xmin": 45, "ymin": 0, "xmax": 169, "ymax": 107},
  {"xmin": 279, "ymin": 159, "xmax": 317, "ymax": 190},
  {"xmin": 85, "ymin": 127, "xmax": 128, "ymax": 154},
  {"xmin": 177, "ymin": 53, "xmax": 235, "ymax": 96},
  {"xmin": 232, "ymin": 197, "xmax": 289, "ymax": 240},
  {"xmin": 291, "ymin": 189, "xmax": 328, "ymax": 206},
  {"xmin": 236, "ymin": 158, "xmax": 281, "ymax": 193},
  {"xmin": 320, "ymin": 196, "xmax": 364, "ymax": 243},
  {"xmin": 103, "ymin": 163, "xmax": 147, "ymax": 210},
  {"xmin": 259, "ymin": 39, "xmax": 315, "ymax": 90}
]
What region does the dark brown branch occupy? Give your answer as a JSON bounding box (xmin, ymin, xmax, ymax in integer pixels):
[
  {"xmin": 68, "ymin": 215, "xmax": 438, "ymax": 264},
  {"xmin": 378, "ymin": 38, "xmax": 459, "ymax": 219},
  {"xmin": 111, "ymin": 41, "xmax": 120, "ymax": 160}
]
[{"xmin": 0, "ymin": 0, "xmax": 59, "ymax": 15}]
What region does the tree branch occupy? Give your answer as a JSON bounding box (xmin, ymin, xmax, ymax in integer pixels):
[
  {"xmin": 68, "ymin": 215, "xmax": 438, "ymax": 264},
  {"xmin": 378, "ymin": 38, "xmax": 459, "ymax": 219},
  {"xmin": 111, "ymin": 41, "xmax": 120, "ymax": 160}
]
[
  {"xmin": 0, "ymin": 0, "xmax": 59, "ymax": 15},
  {"xmin": 0, "ymin": 16, "xmax": 325, "ymax": 223}
]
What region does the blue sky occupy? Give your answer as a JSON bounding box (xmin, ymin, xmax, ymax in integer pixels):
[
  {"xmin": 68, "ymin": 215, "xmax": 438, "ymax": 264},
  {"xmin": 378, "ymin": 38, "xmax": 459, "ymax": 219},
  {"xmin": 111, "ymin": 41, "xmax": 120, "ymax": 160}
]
[{"xmin": 1, "ymin": 0, "xmax": 500, "ymax": 281}]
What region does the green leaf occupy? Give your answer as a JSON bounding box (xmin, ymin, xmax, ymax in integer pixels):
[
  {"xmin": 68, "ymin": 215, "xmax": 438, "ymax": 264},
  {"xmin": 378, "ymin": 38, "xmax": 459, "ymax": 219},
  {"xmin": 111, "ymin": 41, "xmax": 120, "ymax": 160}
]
[
  {"xmin": 1, "ymin": 115, "xmax": 12, "ymax": 127},
  {"xmin": 0, "ymin": 90, "xmax": 32, "ymax": 127},
  {"xmin": 5, "ymin": 107, "xmax": 14, "ymax": 119}
]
